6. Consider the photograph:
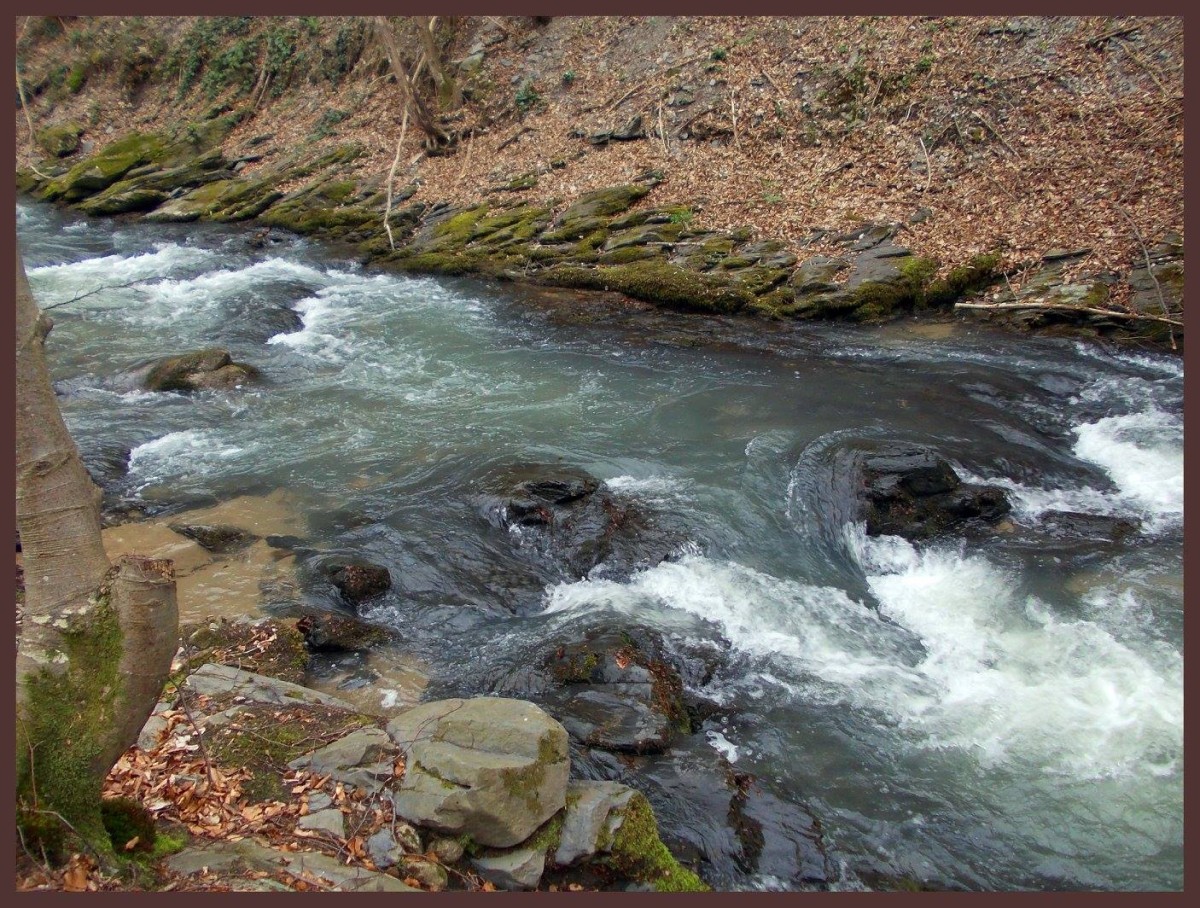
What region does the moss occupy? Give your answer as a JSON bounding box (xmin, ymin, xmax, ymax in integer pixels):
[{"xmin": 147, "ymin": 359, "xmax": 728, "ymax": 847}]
[
  {"xmin": 599, "ymin": 246, "xmax": 662, "ymax": 265},
  {"xmin": 498, "ymin": 732, "xmax": 563, "ymax": 816},
  {"xmin": 550, "ymin": 650, "xmax": 600, "ymax": 683},
  {"xmin": 37, "ymin": 122, "xmax": 85, "ymax": 157},
  {"xmin": 1082, "ymin": 281, "xmax": 1112, "ymax": 307},
  {"xmin": 523, "ymin": 811, "xmax": 565, "ymax": 858},
  {"xmin": 557, "ymin": 184, "xmax": 649, "ymax": 221},
  {"xmin": 100, "ymin": 797, "xmax": 157, "ymax": 852},
  {"xmin": 605, "ymin": 794, "xmax": 708, "ymax": 892},
  {"xmin": 424, "ymin": 205, "xmax": 489, "ymax": 251},
  {"xmin": 542, "ymin": 216, "xmax": 610, "ymax": 244},
  {"xmin": 543, "ymin": 261, "xmax": 755, "ymax": 314},
  {"xmin": 17, "ymin": 586, "xmax": 123, "ymax": 856},
  {"xmin": 922, "ymin": 252, "xmax": 1001, "ymax": 306}
]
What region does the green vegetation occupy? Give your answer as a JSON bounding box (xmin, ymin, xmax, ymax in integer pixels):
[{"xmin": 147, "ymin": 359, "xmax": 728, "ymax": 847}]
[
  {"xmin": 516, "ymin": 81, "xmax": 542, "ymax": 114},
  {"xmin": 561, "ymin": 69, "xmax": 576, "ymax": 86},
  {"xmin": 100, "ymin": 798, "xmax": 157, "ymax": 853},
  {"xmin": 605, "ymin": 794, "xmax": 708, "ymax": 892},
  {"xmin": 312, "ymin": 107, "xmax": 351, "ymax": 139}
]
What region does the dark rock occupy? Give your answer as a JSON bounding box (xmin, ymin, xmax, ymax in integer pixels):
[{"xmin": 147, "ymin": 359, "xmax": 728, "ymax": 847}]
[
  {"xmin": 482, "ymin": 463, "xmax": 684, "ymax": 581},
  {"xmin": 168, "ymin": 523, "xmax": 258, "ymax": 553},
  {"xmin": 612, "ymin": 115, "xmax": 645, "ymax": 141},
  {"xmin": 295, "ymin": 611, "xmax": 395, "ymax": 652},
  {"xmin": 857, "ymin": 445, "xmax": 1011, "ymax": 540},
  {"xmin": 1034, "ymin": 510, "xmax": 1140, "ymax": 545},
  {"xmin": 328, "ymin": 561, "xmax": 392, "ymax": 604}
]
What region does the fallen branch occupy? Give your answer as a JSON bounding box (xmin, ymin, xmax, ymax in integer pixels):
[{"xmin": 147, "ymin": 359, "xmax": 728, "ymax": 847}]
[
  {"xmin": 42, "ymin": 277, "xmax": 157, "ymax": 311},
  {"xmin": 609, "ymin": 84, "xmax": 643, "ymax": 111},
  {"xmin": 657, "ymin": 101, "xmax": 669, "ymax": 157},
  {"xmin": 498, "ymin": 126, "xmax": 532, "ymax": 150},
  {"xmin": 1084, "ymin": 26, "xmax": 1140, "ymax": 48},
  {"xmin": 917, "ymin": 134, "xmax": 932, "ymax": 193},
  {"xmin": 955, "ymin": 300, "xmax": 1183, "ymax": 327},
  {"xmin": 383, "ymin": 108, "xmax": 410, "ymax": 251},
  {"xmin": 1118, "ymin": 42, "xmax": 1174, "ymax": 99},
  {"xmin": 454, "ymin": 129, "xmax": 475, "ymax": 188},
  {"xmin": 730, "ymin": 88, "xmax": 740, "ymax": 150}
]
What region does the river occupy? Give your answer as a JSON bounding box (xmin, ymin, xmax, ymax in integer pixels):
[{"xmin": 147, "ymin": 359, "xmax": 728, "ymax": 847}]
[{"xmin": 17, "ymin": 199, "xmax": 1184, "ymax": 891}]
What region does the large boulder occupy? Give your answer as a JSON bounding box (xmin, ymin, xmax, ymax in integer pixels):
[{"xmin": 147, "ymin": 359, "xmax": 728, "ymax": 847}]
[
  {"xmin": 142, "ymin": 348, "xmax": 260, "ymax": 392},
  {"xmin": 386, "ymin": 697, "xmax": 570, "ymax": 848},
  {"xmin": 856, "ymin": 445, "xmax": 1010, "ymax": 540}
]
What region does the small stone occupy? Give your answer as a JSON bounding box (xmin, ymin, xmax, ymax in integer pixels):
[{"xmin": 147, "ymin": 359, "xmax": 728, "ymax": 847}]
[
  {"xmin": 430, "ymin": 837, "xmax": 465, "ymax": 864},
  {"xmin": 298, "ymin": 808, "xmax": 345, "ymax": 839},
  {"xmin": 306, "ymin": 792, "xmax": 333, "ymax": 812},
  {"xmin": 400, "ymin": 856, "xmax": 448, "ymax": 890},
  {"xmin": 471, "ymin": 847, "xmax": 546, "ymax": 891}
]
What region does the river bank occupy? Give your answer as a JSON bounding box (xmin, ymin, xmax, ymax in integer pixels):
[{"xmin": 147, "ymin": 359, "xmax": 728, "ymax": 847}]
[{"xmin": 15, "ymin": 15, "xmax": 1184, "ymax": 349}]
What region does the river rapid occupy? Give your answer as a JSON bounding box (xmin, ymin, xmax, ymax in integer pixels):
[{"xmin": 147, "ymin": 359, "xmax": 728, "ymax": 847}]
[{"xmin": 18, "ymin": 199, "xmax": 1184, "ymax": 891}]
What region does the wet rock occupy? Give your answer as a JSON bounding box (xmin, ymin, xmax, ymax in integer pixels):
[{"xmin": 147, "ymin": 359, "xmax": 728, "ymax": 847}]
[
  {"xmin": 572, "ymin": 734, "xmax": 831, "ymax": 890},
  {"xmin": 555, "ymin": 688, "xmax": 673, "ymax": 754},
  {"xmin": 168, "ymin": 523, "xmax": 258, "ymax": 553},
  {"xmin": 183, "ymin": 663, "xmax": 355, "ymax": 709},
  {"xmin": 295, "ymin": 611, "xmax": 394, "ymax": 652},
  {"xmin": 142, "ymin": 348, "xmax": 260, "ymax": 392},
  {"xmin": 483, "ymin": 464, "xmax": 686, "ymax": 581},
  {"xmin": 328, "ymin": 561, "xmax": 391, "ymax": 604},
  {"xmin": 387, "ymin": 697, "xmax": 570, "ymax": 848},
  {"xmin": 857, "ymin": 445, "xmax": 1011, "ymax": 540}
]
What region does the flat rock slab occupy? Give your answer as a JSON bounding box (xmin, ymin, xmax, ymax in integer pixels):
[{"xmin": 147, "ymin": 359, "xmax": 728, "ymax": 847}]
[
  {"xmin": 555, "ymin": 687, "xmax": 672, "ymax": 754},
  {"xmin": 183, "ymin": 663, "xmax": 356, "ymax": 711},
  {"xmin": 387, "ymin": 697, "xmax": 569, "ymax": 848},
  {"xmin": 288, "ymin": 726, "xmax": 400, "ymax": 794},
  {"xmin": 166, "ymin": 839, "xmax": 417, "ymax": 892},
  {"xmin": 471, "ymin": 846, "xmax": 547, "ymax": 890},
  {"xmin": 297, "ymin": 808, "xmax": 345, "ymax": 838},
  {"xmin": 555, "ymin": 780, "xmax": 638, "ymax": 866}
]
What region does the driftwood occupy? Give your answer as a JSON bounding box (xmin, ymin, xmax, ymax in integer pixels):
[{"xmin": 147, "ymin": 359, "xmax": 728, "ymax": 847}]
[{"xmin": 954, "ymin": 300, "xmax": 1183, "ymax": 328}]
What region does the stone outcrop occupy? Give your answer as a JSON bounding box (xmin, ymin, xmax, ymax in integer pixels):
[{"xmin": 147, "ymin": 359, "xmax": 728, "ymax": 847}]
[
  {"xmin": 386, "ymin": 697, "xmax": 570, "ymax": 848},
  {"xmin": 142, "ymin": 348, "xmax": 260, "ymax": 393}
]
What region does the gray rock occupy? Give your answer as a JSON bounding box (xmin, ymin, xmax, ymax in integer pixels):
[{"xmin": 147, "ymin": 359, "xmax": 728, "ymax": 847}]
[
  {"xmin": 306, "ymin": 792, "xmax": 333, "ymax": 812},
  {"xmin": 297, "ymin": 808, "xmax": 345, "ymax": 839},
  {"xmin": 365, "ymin": 823, "xmax": 423, "ymax": 869},
  {"xmin": 471, "ymin": 846, "xmax": 546, "ymax": 890},
  {"xmin": 167, "ymin": 840, "xmax": 418, "ymax": 891},
  {"xmin": 183, "ymin": 663, "xmax": 356, "ymax": 711},
  {"xmin": 387, "ymin": 697, "xmax": 569, "ymax": 848},
  {"xmin": 554, "ymin": 780, "xmax": 638, "ymax": 866},
  {"xmin": 555, "ymin": 687, "xmax": 672, "ymax": 754},
  {"xmin": 287, "ymin": 727, "xmax": 399, "ymax": 794}
]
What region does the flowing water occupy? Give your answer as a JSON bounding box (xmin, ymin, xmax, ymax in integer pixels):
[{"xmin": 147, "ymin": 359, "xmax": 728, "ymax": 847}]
[{"xmin": 17, "ymin": 200, "xmax": 1184, "ymax": 891}]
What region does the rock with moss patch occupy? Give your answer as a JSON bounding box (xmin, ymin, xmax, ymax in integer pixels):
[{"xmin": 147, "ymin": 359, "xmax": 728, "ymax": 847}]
[
  {"xmin": 554, "ymin": 780, "xmax": 638, "ymax": 866},
  {"xmin": 386, "ymin": 697, "xmax": 570, "ymax": 848},
  {"xmin": 143, "ymin": 348, "xmax": 260, "ymax": 392},
  {"xmin": 168, "ymin": 523, "xmax": 258, "ymax": 553},
  {"xmin": 288, "ymin": 726, "xmax": 400, "ymax": 794},
  {"xmin": 37, "ymin": 122, "xmax": 85, "ymax": 158}
]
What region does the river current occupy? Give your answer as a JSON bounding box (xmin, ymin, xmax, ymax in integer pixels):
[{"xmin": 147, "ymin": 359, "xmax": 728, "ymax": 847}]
[{"xmin": 17, "ymin": 200, "xmax": 1184, "ymax": 890}]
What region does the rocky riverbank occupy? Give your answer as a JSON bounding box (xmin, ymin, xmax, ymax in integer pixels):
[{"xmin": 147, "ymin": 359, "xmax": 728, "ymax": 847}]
[{"xmin": 15, "ymin": 16, "xmax": 1184, "ymax": 349}]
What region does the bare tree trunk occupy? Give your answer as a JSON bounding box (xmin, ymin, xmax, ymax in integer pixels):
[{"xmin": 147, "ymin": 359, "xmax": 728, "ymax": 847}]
[
  {"xmin": 372, "ymin": 16, "xmax": 449, "ymax": 150},
  {"xmin": 16, "ymin": 244, "xmax": 179, "ymax": 856},
  {"xmin": 418, "ymin": 16, "xmax": 461, "ymax": 112}
]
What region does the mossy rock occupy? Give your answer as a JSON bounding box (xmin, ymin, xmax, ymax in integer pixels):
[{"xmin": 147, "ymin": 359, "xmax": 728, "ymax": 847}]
[
  {"xmin": 542, "ymin": 215, "xmax": 611, "ymax": 244},
  {"xmin": 598, "ymin": 246, "xmax": 663, "ymax": 265},
  {"xmin": 42, "ymin": 149, "xmax": 149, "ymax": 202},
  {"xmin": 603, "ymin": 794, "xmax": 708, "ymax": 891},
  {"xmin": 100, "ymin": 798, "xmax": 157, "ymax": 853},
  {"xmin": 37, "ymin": 122, "xmax": 85, "ymax": 158},
  {"xmin": 556, "ymin": 184, "xmax": 649, "ymax": 223},
  {"xmin": 922, "ymin": 252, "xmax": 1002, "ymax": 307},
  {"xmin": 78, "ymin": 188, "xmax": 169, "ymax": 216},
  {"xmin": 542, "ymin": 261, "xmax": 755, "ymax": 314},
  {"xmin": 178, "ymin": 618, "xmax": 310, "ymax": 685}
]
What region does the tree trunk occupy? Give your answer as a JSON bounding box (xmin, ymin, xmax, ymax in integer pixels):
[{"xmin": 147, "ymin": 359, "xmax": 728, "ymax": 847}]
[
  {"xmin": 418, "ymin": 16, "xmax": 461, "ymax": 112},
  {"xmin": 15, "ymin": 244, "xmax": 179, "ymax": 857},
  {"xmin": 372, "ymin": 16, "xmax": 449, "ymax": 150}
]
